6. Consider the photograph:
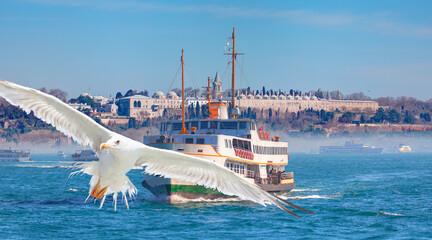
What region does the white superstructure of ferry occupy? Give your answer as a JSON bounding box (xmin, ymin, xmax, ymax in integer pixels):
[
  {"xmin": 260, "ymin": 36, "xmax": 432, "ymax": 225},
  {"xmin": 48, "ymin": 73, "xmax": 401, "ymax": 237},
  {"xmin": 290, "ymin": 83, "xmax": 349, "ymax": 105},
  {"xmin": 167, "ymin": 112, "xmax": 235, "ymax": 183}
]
[
  {"xmin": 0, "ymin": 148, "xmax": 31, "ymax": 162},
  {"xmin": 142, "ymin": 103, "xmax": 295, "ymax": 202}
]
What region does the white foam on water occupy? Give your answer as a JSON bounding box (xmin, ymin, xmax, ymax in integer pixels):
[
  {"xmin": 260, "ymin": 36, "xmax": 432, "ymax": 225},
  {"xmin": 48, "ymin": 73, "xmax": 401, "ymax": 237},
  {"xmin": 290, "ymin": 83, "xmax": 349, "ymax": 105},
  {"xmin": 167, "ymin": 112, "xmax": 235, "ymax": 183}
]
[
  {"xmin": 378, "ymin": 211, "xmax": 404, "ymax": 216},
  {"xmin": 282, "ymin": 194, "xmax": 331, "ymax": 200},
  {"xmin": 170, "ymin": 195, "xmax": 241, "ymax": 203},
  {"xmin": 291, "ymin": 188, "xmax": 321, "ymax": 192},
  {"xmin": 14, "ymin": 165, "xmax": 70, "ymax": 169},
  {"xmin": 67, "ymin": 188, "xmax": 78, "ymax": 192}
]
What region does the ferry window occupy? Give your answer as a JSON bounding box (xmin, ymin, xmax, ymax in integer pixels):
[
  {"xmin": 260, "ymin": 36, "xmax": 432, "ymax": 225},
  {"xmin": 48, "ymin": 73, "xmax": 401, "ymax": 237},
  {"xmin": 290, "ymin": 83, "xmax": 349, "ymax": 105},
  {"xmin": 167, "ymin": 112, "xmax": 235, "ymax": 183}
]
[
  {"xmin": 172, "ymin": 123, "xmax": 182, "ymax": 131},
  {"xmin": 186, "ymin": 121, "xmax": 190, "ymax": 130},
  {"xmin": 160, "ymin": 123, "xmax": 164, "ymax": 132},
  {"xmin": 239, "ymin": 122, "xmax": 247, "ymax": 130},
  {"xmin": 200, "ymin": 121, "xmax": 209, "ymax": 129},
  {"xmin": 251, "ymin": 122, "xmax": 256, "ymax": 130},
  {"xmin": 247, "ymin": 142, "xmax": 251, "ymax": 151},
  {"xmin": 197, "ymin": 138, "xmax": 205, "ymax": 144},
  {"xmin": 185, "ymin": 138, "xmax": 193, "ymax": 144},
  {"xmin": 210, "ymin": 121, "xmax": 218, "ymax": 129},
  {"xmin": 191, "ymin": 121, "xmax": 199, "ymax": 129},
  {"xmin": 220, "ymin": 121, "xmax": 237, "ymax": 129},
  {"xmin": 229, "ymin": 140, "xmax": 232, "ymax": 148},
  {"xmin": 233, "ymin": 139, "xmax": 238, "ymax": 148},
  {"xmin": 225, "ymin": 139, "xmax": 228, "ymax": 148}
]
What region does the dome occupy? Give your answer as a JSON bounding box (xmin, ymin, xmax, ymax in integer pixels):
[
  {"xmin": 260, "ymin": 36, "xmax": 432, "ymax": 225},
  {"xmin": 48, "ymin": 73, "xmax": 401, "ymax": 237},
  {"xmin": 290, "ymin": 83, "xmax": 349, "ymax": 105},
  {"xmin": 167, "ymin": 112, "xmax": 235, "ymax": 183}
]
[
  {"xmin": 303, "ymin": 96, "xmax": 310, "ymax": 100},
  {"xmin": 80, "ymin": 92, "xmax": 89, "ymax": 97},
  {"xmin": 238, "ymin": 93, "xmax": 247, "ymax": 99},
  {"xmin": 271, "ymin": 94, "xmax": 278, "ymax": 99},
  {"xmin": 255, "ymin": 95, "xmax": 263, "ymax": 99},
  {"xmin": 279, "ymin": 95, "xmax": 286, "ymax": 100},
  {"xmin": 153, "ymin": 91, "xmax": 166, "ymax": 99},
  {"xmin": 247, "ymin": 94, "xmax": 254, "ymax": 99},
  {"xmin": 311, "ymin": 96, "xmax": 318, "ymax": 100},
  {"xmin": 295, "ymin": 96, "xmax": 302, "ymax": 100},
  {"xmin": 263, "ymin": 94, "xmax": 270, "ymax": 99},
  {"xmin": 167, "ymin": 91, "xmax": 178, "ymax": 99},
  {"xmin": 288, "ymin": 95, "xmax": 294, "ymax": 100}
]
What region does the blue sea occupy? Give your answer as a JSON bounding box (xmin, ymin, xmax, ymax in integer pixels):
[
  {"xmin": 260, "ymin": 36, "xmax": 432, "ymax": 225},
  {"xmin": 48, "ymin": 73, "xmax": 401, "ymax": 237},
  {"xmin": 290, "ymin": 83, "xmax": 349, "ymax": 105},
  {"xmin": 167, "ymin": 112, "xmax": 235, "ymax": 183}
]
[{"xmin": 1, "ymin": 153, "xmax": 431, "ymax": 239}]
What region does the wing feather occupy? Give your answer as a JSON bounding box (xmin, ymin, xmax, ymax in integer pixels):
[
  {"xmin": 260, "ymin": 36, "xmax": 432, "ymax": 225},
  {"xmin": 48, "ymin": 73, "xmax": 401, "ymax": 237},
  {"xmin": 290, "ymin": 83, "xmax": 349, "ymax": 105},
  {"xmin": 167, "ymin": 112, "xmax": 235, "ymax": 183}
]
[
  {"xmin": 0, "ymin": 79, "xmax": 113, "ymax": 152},
  {"xmin": 136, "ymin": 144, "xmax": 311, "ymax": 216}
]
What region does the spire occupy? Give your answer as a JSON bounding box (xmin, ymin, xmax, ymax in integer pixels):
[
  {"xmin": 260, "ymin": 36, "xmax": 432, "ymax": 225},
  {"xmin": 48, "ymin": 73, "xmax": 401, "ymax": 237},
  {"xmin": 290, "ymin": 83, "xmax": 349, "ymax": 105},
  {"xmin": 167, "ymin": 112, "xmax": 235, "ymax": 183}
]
[{"xmin": 214, "ymin": 72, "xmax": 221, "ymax": 83}]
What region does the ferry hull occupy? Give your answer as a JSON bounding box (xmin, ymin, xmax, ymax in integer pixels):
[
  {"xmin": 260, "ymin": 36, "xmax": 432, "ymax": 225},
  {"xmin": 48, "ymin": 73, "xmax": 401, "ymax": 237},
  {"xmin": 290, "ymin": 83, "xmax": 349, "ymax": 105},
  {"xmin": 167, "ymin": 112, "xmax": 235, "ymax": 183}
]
[{"xmin": 142, "ymin": 173, "xmax": 295, "ymax": 203}]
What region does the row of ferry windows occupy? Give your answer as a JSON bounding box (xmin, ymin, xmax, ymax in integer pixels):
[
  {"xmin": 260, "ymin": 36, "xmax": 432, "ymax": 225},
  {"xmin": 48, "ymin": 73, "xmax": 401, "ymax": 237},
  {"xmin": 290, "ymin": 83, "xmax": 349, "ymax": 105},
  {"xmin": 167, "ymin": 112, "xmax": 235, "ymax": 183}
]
[
  {"xmin": 161, "ymin": 121, "xmax": 256, "ymax": 132},
  {"xmin": 225, "ymin": 162, "xmax": 245, "ymax": 175},
  {"xmin": 224, "ymin": 138, "xmax": 287, "ymax": 155},
  {"xmin": 253, "ymin": 145, "xmax": 288, "ymax": 155}
]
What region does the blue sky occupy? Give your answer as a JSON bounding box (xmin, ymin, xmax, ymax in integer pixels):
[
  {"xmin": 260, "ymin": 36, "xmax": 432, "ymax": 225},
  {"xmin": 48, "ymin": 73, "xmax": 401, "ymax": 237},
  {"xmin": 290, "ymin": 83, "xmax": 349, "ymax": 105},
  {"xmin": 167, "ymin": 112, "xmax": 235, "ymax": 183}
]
[{"xmin": 1, "ymin": 0, "xmax": 432, "ymax": 99}]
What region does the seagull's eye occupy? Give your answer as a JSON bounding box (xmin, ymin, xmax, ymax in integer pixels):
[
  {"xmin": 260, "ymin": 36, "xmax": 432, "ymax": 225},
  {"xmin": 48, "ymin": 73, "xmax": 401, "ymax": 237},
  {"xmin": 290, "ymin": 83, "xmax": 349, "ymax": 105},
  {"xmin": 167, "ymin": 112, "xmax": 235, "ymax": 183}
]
[{"xmin": 116, "ymin": 140, "xmax": 120, "ymax": 145}]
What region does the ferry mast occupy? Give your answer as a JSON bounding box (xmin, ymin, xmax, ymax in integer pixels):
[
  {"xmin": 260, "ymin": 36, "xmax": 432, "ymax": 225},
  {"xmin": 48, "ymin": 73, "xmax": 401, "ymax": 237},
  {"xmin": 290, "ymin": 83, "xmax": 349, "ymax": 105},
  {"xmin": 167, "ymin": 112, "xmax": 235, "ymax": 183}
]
[
  {"xmin": 224, "ymin": 27, "xmax": 243, "ymax": 119},
  {"xmin": 179, "ymin": 49, "xmax": 189, "ymax": 134}
]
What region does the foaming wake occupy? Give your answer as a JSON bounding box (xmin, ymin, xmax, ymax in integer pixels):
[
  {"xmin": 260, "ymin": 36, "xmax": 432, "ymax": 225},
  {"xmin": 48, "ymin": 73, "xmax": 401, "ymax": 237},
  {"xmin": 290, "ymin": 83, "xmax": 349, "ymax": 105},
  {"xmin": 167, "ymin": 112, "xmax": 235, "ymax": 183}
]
[
  {"xmin": 291, "ymin": 188, "xmax": 321, "ymax": 192},
  {"xmin": 67, "ymin": 188, "xmax": 78, "ymax": 192},
  {"xmin": 170, "ymin": 195, "xmax": 241, "ymax": 203},
  {"xmin": 378, "ymin": 211, "xmax": 404, "ymax": 216}
]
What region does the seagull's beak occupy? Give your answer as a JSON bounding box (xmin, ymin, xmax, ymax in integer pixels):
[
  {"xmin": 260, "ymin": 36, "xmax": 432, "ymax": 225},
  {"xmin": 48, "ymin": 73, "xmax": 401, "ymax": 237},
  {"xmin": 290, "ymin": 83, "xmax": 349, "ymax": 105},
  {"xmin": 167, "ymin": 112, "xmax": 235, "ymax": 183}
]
[{"xmin": 100, "ymin": 143, "xmax": 115, "ymax": 150}]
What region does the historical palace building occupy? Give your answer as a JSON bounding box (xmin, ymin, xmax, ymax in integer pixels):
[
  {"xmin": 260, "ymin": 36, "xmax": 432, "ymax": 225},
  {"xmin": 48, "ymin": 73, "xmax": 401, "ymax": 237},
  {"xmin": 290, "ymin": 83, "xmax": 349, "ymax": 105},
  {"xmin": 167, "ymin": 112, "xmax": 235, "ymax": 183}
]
[{"xmin": 118, "ymin": 73, "xmax": 379, "ymax": 120}]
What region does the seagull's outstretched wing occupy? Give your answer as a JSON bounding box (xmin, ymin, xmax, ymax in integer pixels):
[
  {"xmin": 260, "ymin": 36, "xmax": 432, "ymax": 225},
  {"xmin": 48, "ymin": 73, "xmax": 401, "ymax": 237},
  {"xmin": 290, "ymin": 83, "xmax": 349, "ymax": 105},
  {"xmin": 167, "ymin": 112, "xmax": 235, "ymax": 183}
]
[
  {"xmin": 136, "ymin": 144, "xmax": 314, "ymax": 217},
  {"xmin": 0, "ymin": 79, "xmax": 112, "ymax": 152}
]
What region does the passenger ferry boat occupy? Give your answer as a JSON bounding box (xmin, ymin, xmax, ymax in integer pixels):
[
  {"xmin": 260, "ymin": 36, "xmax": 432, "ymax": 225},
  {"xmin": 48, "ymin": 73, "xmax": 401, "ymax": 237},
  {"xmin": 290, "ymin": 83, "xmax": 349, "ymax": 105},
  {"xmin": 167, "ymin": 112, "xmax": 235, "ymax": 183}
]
[
  {"xmin": 71, "ymin": 150, "xmax": 98, "ymax": 161},
  {"xmin": 319, "ymin": 141, "xmax": 383, "ymax": 154},
  {"xmin": 0, "ymin": 148, "xmax": 31, "ymax": 162},
  {"xmin": 142, "ymin": 29, "xmax": 295, "ymax": 202}
]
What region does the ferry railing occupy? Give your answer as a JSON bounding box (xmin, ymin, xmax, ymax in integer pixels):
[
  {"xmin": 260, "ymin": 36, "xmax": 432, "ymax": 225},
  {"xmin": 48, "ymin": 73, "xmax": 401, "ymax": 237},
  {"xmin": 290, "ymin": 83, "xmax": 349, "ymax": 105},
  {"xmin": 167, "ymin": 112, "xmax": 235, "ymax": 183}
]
[
  {"xmin": 246, "ymin": 170, "xmax": 255, "ymax": 178},
  {"xmin": 281, "ymin": 172, "xmax": 293, "ymax": 180}
]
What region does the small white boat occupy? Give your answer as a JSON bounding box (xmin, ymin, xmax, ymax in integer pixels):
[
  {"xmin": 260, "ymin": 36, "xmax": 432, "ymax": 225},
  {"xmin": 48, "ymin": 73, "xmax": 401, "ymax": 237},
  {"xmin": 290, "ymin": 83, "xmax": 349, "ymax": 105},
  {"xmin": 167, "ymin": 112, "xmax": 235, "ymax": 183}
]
[
  {"xmin": 57, "ymin": 151, "xmax": 67, "ymax": 158},
  {"xmin": 396, "ymin": 144, "xmax": 412, "ymax": 153},
  {"xmin": 0, "ymin": 148, "xmax": 31, "ymax": 162}
]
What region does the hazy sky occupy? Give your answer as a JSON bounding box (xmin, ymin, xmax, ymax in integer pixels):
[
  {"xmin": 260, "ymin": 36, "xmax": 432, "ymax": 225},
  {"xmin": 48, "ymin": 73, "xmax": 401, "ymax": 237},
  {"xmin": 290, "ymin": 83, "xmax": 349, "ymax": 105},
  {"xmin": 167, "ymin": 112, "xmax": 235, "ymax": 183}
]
[{"xmin": 1, "ymin": 0, "xmax": 432, "ymax": 99}]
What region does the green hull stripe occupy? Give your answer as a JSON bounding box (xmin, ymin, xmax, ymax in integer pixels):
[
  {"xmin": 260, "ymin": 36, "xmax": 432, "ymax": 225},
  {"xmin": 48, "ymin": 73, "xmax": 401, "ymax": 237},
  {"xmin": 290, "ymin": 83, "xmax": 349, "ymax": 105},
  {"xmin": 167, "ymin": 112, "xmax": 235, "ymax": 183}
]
[{"xmin": 169, "ymin": 185, "xmax": 225, "ymax": 196}]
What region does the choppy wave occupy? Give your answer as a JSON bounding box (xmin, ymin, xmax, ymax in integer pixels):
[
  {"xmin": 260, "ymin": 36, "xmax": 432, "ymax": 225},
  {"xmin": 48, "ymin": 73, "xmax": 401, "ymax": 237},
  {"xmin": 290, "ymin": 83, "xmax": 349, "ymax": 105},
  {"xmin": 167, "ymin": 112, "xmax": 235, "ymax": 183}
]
[
  {"xmin": 378, "ymin": 211, "xmax": 404, "ymax": 216},
  {"xmin": 66, "ymin": 188, "xmax": 78, "ymax": 192},
  {"xmin": 281, "ymin": 194, "xmax": 331, "ymax": 199},
  {"xmin": 14, "ymin": 165, "xmax": 70, "ymax": 169},
  {"xmin": 291, "ymin": 188, "xmax": 321, "ymax": 192}
]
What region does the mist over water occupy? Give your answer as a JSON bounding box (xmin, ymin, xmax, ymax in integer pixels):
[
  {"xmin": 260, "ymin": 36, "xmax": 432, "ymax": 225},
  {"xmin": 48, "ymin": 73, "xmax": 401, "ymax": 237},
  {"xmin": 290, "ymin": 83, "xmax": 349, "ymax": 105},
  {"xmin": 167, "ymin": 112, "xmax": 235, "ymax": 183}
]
[{"xmin": 282, "ymin": 135, "xmax": 432, "ymax": 153}]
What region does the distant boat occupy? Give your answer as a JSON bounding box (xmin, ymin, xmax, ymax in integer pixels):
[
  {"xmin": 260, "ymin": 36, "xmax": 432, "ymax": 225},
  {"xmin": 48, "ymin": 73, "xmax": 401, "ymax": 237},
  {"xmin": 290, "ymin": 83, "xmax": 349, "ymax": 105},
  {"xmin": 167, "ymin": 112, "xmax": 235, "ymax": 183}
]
[
  {"xmin": 319, "ymin": 141, "xmax": 383, "ymax": 154},
  {"xmin": 0, "ymin": 148, "xmax": 31, "ymax": 162},
  {"xmin": 57, "ymin": 151, "xmax": 67, "ymax": 158},
  {"xmin": 71, "ymin": 150, "xmax": 98, "ymax": 161},
  {"xmin": 396, "ymin": 144, "xmax": 412, "ymax": 153}
]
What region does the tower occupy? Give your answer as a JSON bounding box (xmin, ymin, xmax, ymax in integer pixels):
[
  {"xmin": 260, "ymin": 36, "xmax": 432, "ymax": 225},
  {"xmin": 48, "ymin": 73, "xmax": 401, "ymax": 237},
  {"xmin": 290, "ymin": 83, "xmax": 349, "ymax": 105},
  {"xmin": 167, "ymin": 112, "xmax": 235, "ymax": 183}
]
[{"xmin": 212, "ymin": 72, "xmax": 223, "ymax": 99}]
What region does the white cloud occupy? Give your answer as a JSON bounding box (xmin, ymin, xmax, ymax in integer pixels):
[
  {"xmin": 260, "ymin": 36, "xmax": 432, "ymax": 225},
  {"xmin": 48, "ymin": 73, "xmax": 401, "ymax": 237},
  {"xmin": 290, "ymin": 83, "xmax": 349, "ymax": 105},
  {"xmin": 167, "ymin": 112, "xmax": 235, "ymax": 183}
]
[{"xmin": 20, "ymin": 0, "xmax": 432, "ymax": 38}]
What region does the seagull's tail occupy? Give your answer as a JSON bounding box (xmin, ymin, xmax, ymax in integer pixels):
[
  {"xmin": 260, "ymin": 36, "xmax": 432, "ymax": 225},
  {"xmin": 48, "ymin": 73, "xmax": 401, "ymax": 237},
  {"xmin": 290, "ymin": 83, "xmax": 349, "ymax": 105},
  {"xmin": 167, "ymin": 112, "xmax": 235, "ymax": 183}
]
[{"xmin": 88, "ymin": 174, "xmax": 137, "ymax": 211}]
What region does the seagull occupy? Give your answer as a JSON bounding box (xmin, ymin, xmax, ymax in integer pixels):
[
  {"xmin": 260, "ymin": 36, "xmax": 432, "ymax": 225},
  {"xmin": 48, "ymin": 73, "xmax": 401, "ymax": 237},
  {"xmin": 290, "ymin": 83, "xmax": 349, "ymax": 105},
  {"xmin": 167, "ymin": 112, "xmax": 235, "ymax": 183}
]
[{"xmin": 0, "ymin": 79, "xmax": 314, "ymax": 217}]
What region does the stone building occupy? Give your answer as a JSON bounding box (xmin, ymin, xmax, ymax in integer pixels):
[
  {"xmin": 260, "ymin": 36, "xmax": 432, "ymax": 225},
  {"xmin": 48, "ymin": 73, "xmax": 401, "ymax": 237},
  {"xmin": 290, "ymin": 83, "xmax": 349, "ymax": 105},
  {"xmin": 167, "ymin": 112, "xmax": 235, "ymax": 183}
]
[{"xmin": 116, "ymin": 78, "xmax": 379, "ymax": 120}]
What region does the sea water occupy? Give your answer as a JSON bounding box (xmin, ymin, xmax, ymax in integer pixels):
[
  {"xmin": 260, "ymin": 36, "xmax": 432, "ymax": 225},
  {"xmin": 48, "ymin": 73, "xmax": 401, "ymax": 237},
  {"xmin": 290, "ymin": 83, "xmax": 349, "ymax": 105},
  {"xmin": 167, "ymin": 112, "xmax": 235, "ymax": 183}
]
[{"xmin": 0, "ymin": 153, "xmax": 431, "ymax": 239}]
